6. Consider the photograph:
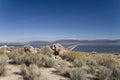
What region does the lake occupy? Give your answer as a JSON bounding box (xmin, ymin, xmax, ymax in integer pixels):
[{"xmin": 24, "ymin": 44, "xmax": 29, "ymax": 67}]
[{"xmin": 73, "ymin": 44, "xmax": 120, "ymax": 53}]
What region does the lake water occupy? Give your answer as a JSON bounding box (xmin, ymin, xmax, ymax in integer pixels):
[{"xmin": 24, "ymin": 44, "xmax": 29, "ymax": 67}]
[
  {"xmin": 1, "ymin": 43, "xmax": 120, "ymax": 53},
  {"xmin": 73, "ymin": 44, "xmax": 120, "ymax": 53}
]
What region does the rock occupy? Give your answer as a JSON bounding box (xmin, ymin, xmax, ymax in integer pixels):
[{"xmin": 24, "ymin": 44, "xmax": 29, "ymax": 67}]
[
  {"xmin": 51, "ymin": 43, "xmax": 79, "ymax": 56},
  {"xmin": 24, "ymin": 45, "xmax": 37, "ymax": 53},
  {"xmin": 51, "ymin": 43, "xmax": 66, "ymax": 56}
]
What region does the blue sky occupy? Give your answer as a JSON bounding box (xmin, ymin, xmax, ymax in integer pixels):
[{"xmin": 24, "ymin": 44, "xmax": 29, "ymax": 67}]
[{"xmin": 0, "ymin": 0, "xmax": 120, "ymax": 41}]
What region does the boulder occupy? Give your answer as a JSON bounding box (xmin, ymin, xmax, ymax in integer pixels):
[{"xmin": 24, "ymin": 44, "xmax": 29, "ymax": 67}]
[
  {"xmin": 51, "ymin": 43, "xmax": 79, "ymax": 56},
  {"xmin": 24, "ymin": 45, "xmax": 37, "ymax": 53},
  {"xmin": 51, "ymin": 43, "xmax": 66, "ymax": 56}
]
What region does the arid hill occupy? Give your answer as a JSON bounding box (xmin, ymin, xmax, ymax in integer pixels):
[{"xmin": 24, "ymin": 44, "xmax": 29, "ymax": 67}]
[{"xmin": 0, "ymin": 43, "xmax": 119, "ymax": 80}]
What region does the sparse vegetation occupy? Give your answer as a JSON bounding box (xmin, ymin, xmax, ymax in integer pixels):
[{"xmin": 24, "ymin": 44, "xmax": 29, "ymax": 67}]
[
  {"xmin": 21, "ymin": 64, "xmax": 41, "ymax": 80},
  {"xmin": 0, "ymin": 54, "xmax": 8, "ymax": 76},
  {"xmin": 67, "ymin": 68, "xmax": 87, "ymax": 80},
  {"xmin": 0, "ymin": 45, "xmax": 120, "ymax": 80},
  {"xmin": 39, "ymin": 46, "xmax": 54, "ymax": 56},
  {"xmin": 73, "ymin": 59, "xmax": 86, "ymax": 67},
  {"xmin": 96, "ymin": 66, "xmax": 112, "ymax": 80}
]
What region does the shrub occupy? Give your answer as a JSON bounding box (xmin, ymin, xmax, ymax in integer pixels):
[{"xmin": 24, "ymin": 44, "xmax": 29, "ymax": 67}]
[
  {"xmin": 61, "ymin": 51, "xmax": 86, "ymax": 62},
  {"xmin": 97, "ymin": 56, "xmax": 120, "ymax": 79},
  {"xmin": 0, "ymin": 64, "xmax": 5, "ymax": 76},
  {"xmin": 86, "ymin": 59, "xmax": 98, "ymax": 66},
  {"xmin": 110, "ymin": 65, "xmax": 120, "ymax": 80},
  {"xmin": 96, "ymin": 66, "xmax": 112, "ymax": 80},
  {"xmin": 13, "ymin": 54, "xmax": 25, "ymax": 64},
  {"xmin": 21, "ymin": 64, "xmax": 41, "ymax": 80},
  {"xmin": 39, "ymin": 46, "xmax": 54, "ymax": 56},
  {"xmin": 8, "ymin": 49, "xmax": 26, "ymax": 64},
  {"xmin": 68, "ymin": 68, "xmax": 87, "ymax": 80},
  {"xmin": 24, "ymin": 53, "xmax": 40, "ymax": 66},
  {"xmin": 24, "ymin": 53, "xmax": 55, "ymax": 67},
  {"xmin": 73, "ymin": 59, "xmax": 86, "ymax": 67},
  {"xmin": 0, "ymin": 54, "xmax": 8, "ymax": 76},
  {"xmin": 37, "ymin": 54, "xmax": 55, "ymax": 67},
  {"xmin": 6, "ymin": 52, "xmax": 14, "ymax": 59},
  {"xmin": 88, "ymin": 65, "xmax": 97, "ymax": 74},
  {"xmin": 55, "ymin": 60, "xmax": 71, "ymax": 75}
]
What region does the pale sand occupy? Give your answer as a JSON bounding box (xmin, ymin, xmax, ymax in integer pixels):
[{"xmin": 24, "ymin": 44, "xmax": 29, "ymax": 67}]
[{"xmin": 0, "ymin": 64, "xmax": 68, "ymax": 80}]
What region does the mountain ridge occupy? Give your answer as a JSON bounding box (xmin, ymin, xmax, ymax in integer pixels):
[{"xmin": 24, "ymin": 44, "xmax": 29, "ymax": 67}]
[{"xmin": 0, "ymin": 39, "xmax": 120, "ymax": 45}]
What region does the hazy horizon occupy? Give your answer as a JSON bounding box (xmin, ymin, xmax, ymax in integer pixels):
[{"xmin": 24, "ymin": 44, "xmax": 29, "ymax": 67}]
[
  {"xmin": 0, "ymin": 0, "xmax": 120, "ymax": 41},
  {"xmin": 0, "ymin": 38, "xmax": 120, "ymax": 43}
]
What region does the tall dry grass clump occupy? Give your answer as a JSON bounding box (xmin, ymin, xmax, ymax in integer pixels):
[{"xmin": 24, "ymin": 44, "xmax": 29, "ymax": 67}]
[
  {"xmin": 61, "ymin": 51, "xmax": 86, "ymax": 62},
  {"xmin": 96, "ymin": 66, "xmax": 112, "ymax": 80},
  {"xmin": 6, "ymin": 46, "xmax": 56, "ymax": 67},
  {"xmin": 24, "ymin": 53, "xmax": 55, "ymax": 67},
  {"xmin": 7, "ymin": 48, "xmax": 26, "ymax": 64},
  {"xmin": 36, "ymin": 54, "xmax": 55, "ymax": 67},
  {"xmin": 21, "ymin": 64, "xmax": 41, "ymax": 80},
  {"xmin": 0, "ymin": 54, "xmax": 9, "ymax": 76},
  {"xmin": 66, "ymin": 68, "xmax": 87, "ymax": 80},
  {"xmin": 38, "ymin": 46, "xmax": 54, "ymax": 56}
]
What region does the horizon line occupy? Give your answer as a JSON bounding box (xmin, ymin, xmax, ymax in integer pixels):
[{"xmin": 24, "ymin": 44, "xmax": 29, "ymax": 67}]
[{"xmin": 0, "ymin": 38, "xmax": 120, "ymax": 43}]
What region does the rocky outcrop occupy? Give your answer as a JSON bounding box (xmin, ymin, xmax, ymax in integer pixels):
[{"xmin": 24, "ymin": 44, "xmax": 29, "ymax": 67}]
[
  {"xmin": 51, "ymin": 43, "xmax": 78, "ymax": 56},
  {"xmin": 24, "ymin": 45, "xmax": 37, "ymax": 53},
  {"xmin": 51, "ymin": 43, "xmax": 66, "ymax": 56}
]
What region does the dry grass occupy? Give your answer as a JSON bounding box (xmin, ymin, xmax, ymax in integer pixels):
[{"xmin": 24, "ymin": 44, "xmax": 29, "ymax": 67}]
[
  {"xmin": 61, "ymin": 51, "xmax": 86, "ymax": 61},
  {"xmin": 64, "ymin": 68, "xmax": 87, "ymax": 80},
  {"xmin": 57, "ymin": 51, "xmax": 120, "ymax": 80},
  {"xmin": 38, "ymin": 46, "xmax": 54, "ymax": 56},
  {"xmin": 21, "ymin": 64, "xmax": 41, "ymax": 80},
  {"xmin": 69, "ymin": 68, "xmax": 87, "ymax": 80},
  {"xmin": 0, "ymin": 45, "xmax": 120, "ymax": 80},
  {"xmin": 0, "ymin": 54, "xmax": 8, "ymax": 76},
  {"xmin": 6, "ymin": 47, "xmax": 55, "ymax": 67},
  {"xmin": 96, "ymin": 66, "xmax": 112, "ymax": 80}
]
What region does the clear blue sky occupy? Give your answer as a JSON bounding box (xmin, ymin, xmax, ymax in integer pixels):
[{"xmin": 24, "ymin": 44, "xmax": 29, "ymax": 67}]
[{"xmin": 0, "ymin": 0, "xmax": 120, "ymax": 41}]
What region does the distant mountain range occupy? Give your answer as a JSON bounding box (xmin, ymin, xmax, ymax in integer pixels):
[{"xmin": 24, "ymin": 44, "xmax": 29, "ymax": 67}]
[
  {"xmin": 54, "ymin": 39, "xmax": 120, "ymax": 44},
  {"xmin": 0, "ymin": 39, "xmax": 120, "ymax": 45}
]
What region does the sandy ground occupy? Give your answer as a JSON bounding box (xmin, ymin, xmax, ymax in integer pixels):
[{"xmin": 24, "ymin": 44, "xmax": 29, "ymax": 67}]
[
  {"xmin": 40, "ymin": 68, "xmax": 67, "ymax": 80},
  {"xmin": 0, "ymin": 64, "xmax": 22, "ymax": 80},
  {"xmin": 0, "ymin": 64, "xmax": 68, "ymax": 80}
]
